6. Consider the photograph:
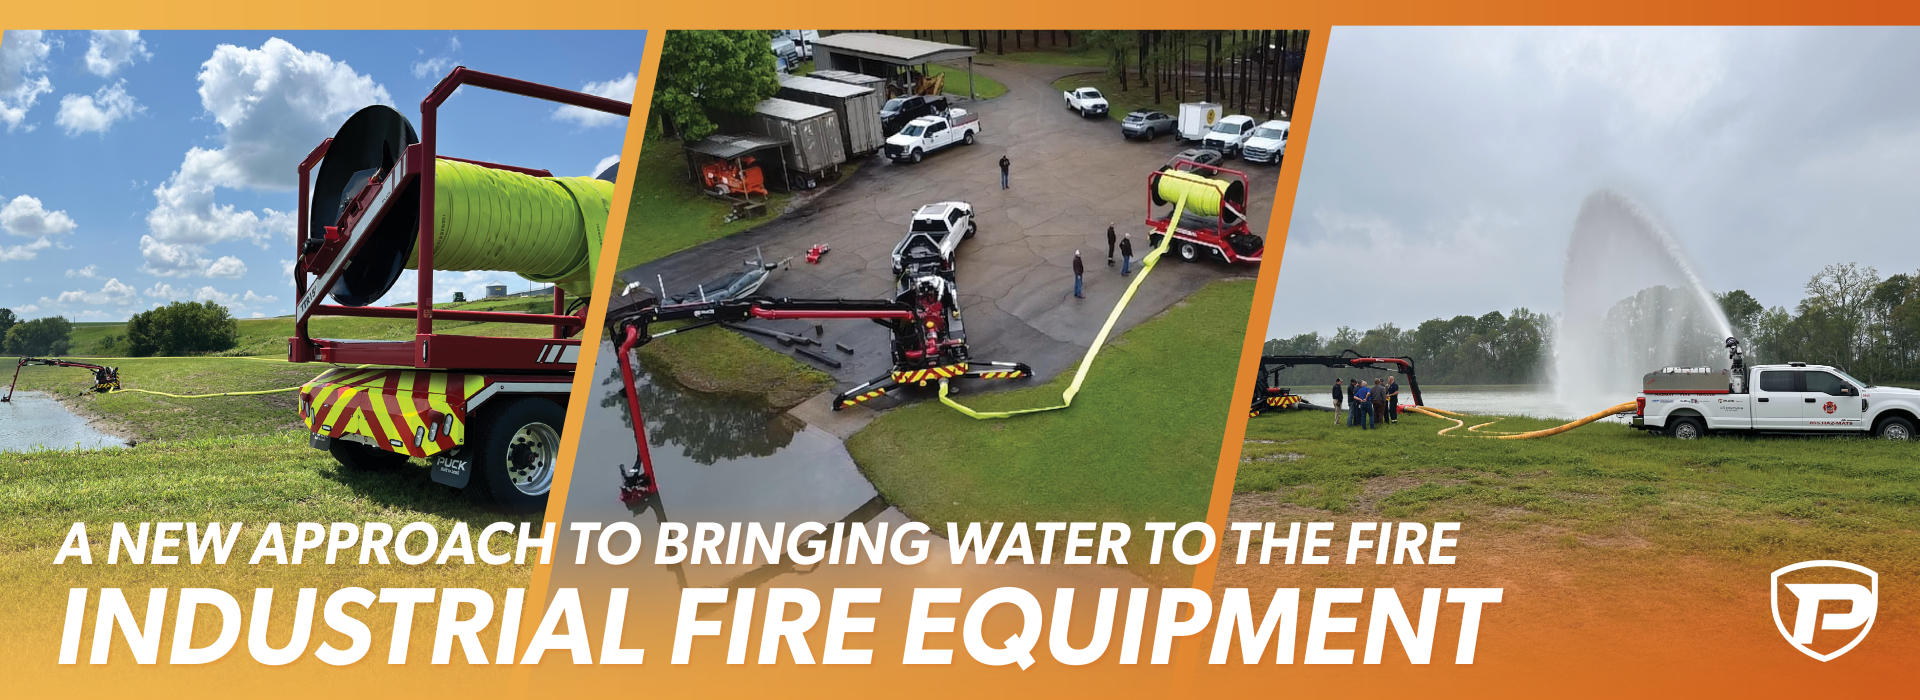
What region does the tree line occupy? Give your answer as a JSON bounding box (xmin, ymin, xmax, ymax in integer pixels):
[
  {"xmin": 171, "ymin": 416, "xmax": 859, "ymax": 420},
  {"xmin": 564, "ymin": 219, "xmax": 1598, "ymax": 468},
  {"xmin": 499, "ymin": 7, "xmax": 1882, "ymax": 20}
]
[
  {"xmin": 1263, "ymin": 309, "xmax": 1554, "ymax": 386},
  {"xmin": 0, "ymin": 302, "xmax": 238, "ymax": 358},
  {"xmin": 1723, "ymin": 262, "xmax": 1920, "ymax": 385},
  {"xmin": 1261, "ymin": 261, "xmax": 1920, "ymax": 388},
  {"xmin": 897, "ymin": 30, "xmax": 1310, "ymax": 121}
]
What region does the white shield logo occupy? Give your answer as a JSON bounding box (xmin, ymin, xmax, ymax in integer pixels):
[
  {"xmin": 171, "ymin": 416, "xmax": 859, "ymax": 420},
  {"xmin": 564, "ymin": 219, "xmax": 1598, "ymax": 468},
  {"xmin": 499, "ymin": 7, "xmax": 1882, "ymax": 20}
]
[{"xmin": 1771, "ymin": 560, "xmax": 1878, "ymax": 662}]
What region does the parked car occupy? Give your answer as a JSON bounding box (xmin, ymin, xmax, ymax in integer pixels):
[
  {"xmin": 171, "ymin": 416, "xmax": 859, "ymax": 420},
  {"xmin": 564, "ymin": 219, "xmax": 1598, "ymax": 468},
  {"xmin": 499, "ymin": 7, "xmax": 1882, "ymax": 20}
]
[
  {"xmin": 1164, "ymin": 148, "xmax": 1225, "ymax": 175},
  {"xmin": 1240, "ymin": 119, "xmax": 1290, "ymax": 164},
  {"xmin": 1121, "ymin": 110, "xmax": 1176, "ymax": 140},
  {"xmin": 892, "ymin": 201, "xmax": 977, "ymax": 275},
  {"xmin": 881, "ymin": 95, "xmax": 950, "ymax": 136},
  {"xmin": 884, "ymin": 109, "xmax": 981, "ymax": 163},
  {"xmin": 1201, "ymin": 115, "xmax": 1257, "ymax": 158},
  {"xmin": 1063, "ymin": 87, "xmax": 1110, "ymax": 118}
]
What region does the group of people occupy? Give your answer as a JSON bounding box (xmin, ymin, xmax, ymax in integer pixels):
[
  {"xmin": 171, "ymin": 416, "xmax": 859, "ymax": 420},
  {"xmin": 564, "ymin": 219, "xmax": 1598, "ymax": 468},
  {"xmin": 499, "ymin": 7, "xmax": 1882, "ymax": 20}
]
[
  {"xmin": 1332, "ymin": 377, "xmax": 1400, "ymax": 429},
  {"xmin": 1070, "ymin": 223, "xmax": 1138, "ymax": 300}
]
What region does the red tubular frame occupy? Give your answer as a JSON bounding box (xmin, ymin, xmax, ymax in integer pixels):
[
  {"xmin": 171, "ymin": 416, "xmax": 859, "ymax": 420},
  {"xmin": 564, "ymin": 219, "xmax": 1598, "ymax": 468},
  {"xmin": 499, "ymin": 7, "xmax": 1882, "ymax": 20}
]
[{"xmin": 291, "ymin": 68, "xmax": 630, "ymax": 371}]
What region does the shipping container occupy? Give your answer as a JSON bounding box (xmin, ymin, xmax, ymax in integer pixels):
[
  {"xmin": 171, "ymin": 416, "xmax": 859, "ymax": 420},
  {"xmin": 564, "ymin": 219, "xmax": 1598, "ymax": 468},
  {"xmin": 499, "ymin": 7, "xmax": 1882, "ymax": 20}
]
[
  {"xmin": 777, "ymin": 74, "xmax": 885, "ymax": 158},
  {"xmin": 747, "ymin": 97, "xmax": 846, "ymax": 188}
]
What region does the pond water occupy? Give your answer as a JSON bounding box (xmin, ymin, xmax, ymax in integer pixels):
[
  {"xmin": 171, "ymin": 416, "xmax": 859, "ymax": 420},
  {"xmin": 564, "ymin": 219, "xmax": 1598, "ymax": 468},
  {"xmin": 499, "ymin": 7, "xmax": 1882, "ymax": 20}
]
[
  {"xmin": 1415, "ymin": 386, "xmax": 1631, "ymax": 423},
  {"xmin": 558, "ymin": 342, "xmax": 883, "ymax": 590},
  {"xmin": 0, "ymin": 391, "xmax": 127, "ymax": 453}
]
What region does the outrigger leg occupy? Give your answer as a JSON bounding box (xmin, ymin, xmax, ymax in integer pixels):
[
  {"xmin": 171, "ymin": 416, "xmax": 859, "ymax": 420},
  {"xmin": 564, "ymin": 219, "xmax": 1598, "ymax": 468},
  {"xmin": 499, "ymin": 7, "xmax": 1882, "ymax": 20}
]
[
  {"xmin": 834, "ymin": 372, "xmax": 906, "ymax": 411},
  {"xmin": 956, "ymin": 360, "xmax": 1031, "ymax": 382}
]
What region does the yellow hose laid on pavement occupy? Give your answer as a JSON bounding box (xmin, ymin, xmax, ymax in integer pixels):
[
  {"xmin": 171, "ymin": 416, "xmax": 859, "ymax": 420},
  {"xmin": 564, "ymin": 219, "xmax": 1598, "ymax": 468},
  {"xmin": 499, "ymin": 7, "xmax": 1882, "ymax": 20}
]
[
  {"xmin": 1407, "ymin": 402, "xmax": 1637, "ymax": 440},
  {"xmin": 937, "ymin": 175, "xmax": 1218, "ymax": 419}
]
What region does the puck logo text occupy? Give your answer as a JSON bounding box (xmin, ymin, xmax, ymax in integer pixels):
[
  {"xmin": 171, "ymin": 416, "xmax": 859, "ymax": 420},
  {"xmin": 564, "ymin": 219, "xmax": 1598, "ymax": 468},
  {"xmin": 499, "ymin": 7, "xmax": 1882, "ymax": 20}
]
[{"xmin": 1771, "ymin": 560, "xmax": 1878, "ymax": 662}]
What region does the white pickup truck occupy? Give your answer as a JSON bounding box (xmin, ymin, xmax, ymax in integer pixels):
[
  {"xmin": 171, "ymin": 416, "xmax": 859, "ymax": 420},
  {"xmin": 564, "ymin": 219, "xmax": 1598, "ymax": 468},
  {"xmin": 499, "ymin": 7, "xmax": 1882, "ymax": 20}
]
[
  {"xmin": 1063, "ymin": 87, "xmax": 1109, "ymax": 118},
  {"xmin": 884, "ymin": 109, "xmax": 980, "ymax": 163},
  {"xmin": 1633, "ymin": 356, "xmax": 1920, "ymax": 440},
  {"xmin": 891, "ymin": 201, "xmax": 976, "ymax": 276}
]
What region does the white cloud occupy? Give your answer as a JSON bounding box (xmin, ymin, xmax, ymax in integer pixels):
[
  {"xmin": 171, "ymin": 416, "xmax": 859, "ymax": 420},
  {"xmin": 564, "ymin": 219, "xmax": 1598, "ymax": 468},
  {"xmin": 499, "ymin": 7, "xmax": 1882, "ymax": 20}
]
[
  {"xmin": 144, "ymin": 38, "xmax": 388, "ymax": 259},
  {"xmin": 590, "ymin": 154, "xmax": 620, "ymax": 179},
  {"xmin": 14, "ymin": 304, "xmax": 38, "ymax": 314},
  {"xmin": 0, "ymin": 195, "xmax": 75, "ymax": 237},
  {"xmin": 56, "ymin": 80, "xmax": 144, "ymax": 136},
  {"xmin": 66, "ymin": 265, "xmax": 99, "ymax": 278},
  {"xmin": 139, "ymin": 235, "xmax": 253, "ymax": 278},
  {"xmin": 49, "ymin": 278, "xmax": 139, "ymax": 306},
  {"xmin": 84, "ymin": 30, "xmax": 152, "ymax": 77},
  {"xmin": 206, "ymin": 255, "xmax": 247, "ymax": 278},
  {"xmin": 410, "ymin": 56, "xmax": 452, "ymax": 79},
  {"xmin": 0, "ymin": 30, "xmax": 55, "ymax": 132},
  {"xmin": 552, "ymin": 73, "xmax": 635, "ymax": 128},
  {"xmin": 144, "ymin": 283, "xmax": 279, "ymax": 312},
  {"xmin": 0, "ymin": 236, "xmax": 51, "ymax": 261}
]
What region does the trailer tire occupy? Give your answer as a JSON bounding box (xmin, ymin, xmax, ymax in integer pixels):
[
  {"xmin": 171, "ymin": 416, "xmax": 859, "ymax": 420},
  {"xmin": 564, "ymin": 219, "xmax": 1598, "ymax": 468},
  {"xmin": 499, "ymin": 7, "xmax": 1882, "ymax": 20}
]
[
  {"xmin": 470, "ymin": 396, "xmax": 563, "ymax": 512},
  {"xmin": 1876, "ymin": 416, "xmax": 1914, "ymax": 441},
  {"xmin": 1667, "ymin": 416, "xmax": 1706, "ymax": 440},
  {"xmin": 1178, "ymin": 242, "xmax": 1199, "ymax": 262},
  {"xmin": 329, "ymin": 439, "xmax": 410, "ymax": 471}
]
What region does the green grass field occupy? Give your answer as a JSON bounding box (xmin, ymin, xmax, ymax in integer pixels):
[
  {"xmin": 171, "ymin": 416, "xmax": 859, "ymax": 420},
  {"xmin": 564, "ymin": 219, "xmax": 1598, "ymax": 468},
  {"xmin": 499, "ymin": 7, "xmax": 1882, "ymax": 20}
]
[
  {"xmin": 61, "ymin": 295, "xmax": 570, "ymax": 358},
  {"xmin": 2, "ymin": 355, "xmax": 341, "ymax": 441},
  {"xmin": 1240, "ymin": 406, "xmax": 1920, "ymax": 558},
  {"xmin": 847, "ymin": 279, "xmax": 1253, "ymax": 584},
  {"xmin": 637, "ymin": 326, "xmax": 833, "ymax": 409},
  {"xmin": 614, "ymin": 132, "xmax": 794, "ymax": 272},
  {"xmin": 927, "ymin": 63, "xmax": 1008, "ymax": 100}
]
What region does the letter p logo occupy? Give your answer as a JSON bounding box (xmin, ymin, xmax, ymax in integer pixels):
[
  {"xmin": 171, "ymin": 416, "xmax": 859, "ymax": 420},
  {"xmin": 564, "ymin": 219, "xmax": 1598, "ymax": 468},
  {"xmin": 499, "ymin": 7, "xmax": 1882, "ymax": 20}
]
[{"xmin": 1772, "ymin": 560, "xmax": 1878, "ymax": 661}]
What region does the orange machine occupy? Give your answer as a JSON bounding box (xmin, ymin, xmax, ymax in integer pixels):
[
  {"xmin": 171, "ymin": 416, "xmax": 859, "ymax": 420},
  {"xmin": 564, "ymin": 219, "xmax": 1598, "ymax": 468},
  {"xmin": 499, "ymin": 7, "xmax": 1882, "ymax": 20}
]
[{"xmin": 699, "ymin": 156, "xmax": 768, "ymax": 197}]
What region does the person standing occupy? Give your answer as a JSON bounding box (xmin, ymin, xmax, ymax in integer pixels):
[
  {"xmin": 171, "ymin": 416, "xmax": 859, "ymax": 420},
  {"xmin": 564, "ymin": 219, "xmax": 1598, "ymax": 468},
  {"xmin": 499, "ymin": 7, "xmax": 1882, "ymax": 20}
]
[
  {"xmin": 1119, "ymin": 233, "xmax": 1135, "ymax": 276},
  {"xmin": 1346, "ymin": 379, "xmax": 1360, "ymax": 427},
  {"xmin": 1372, "ymin": 379, "xmax": 1388, "ymax": 427},
  {"xmin": 1386, "ymin": 377, "xmax": 1401, "ymax": 423},
  {"xmin": 1106, "ymin": 223, "xmax": 1118, "ymax": 267},
  {"xmin": 1330, "ymin": 378, "xmax": 1344, "ymax": 425},
  {"xmin": 1353, "ymin": 380, "xmax": 1373, "ymax": 429},
  {"xmin": 1072, "ymin": 250, "xmax": 1085, "ymax": 299},
  {"xmin": 999, "ymin": 155, "xmax": 1011, "ymax": 189}
]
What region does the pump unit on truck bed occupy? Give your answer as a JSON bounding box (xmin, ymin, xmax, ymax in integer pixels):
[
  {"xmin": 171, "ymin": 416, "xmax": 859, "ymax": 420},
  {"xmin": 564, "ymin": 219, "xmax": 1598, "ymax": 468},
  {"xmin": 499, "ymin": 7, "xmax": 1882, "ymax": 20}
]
[
  {"xmin": 1632, "ymin": 338, "xmax": 1920, "ymax": 440},
  {"xmin": 289, "ymin": 67, "xmax": 628, "ymax": 511}
]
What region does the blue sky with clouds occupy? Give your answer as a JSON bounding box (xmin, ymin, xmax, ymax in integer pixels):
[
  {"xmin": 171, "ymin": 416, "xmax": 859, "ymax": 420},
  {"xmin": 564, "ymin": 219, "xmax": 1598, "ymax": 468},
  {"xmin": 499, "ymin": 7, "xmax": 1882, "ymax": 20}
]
[{"xmin": 0, "ymin": 30, "xmax": 644, "ymax": 321}]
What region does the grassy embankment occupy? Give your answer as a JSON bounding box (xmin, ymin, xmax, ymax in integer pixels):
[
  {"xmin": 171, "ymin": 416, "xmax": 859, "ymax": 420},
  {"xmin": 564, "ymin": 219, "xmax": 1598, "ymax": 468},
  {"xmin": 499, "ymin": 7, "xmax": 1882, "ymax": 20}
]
[
  {"xmin": 62, "ymin": 296, "xmax": 566, "ymax": 358},
  {"xmin": 847, "ymin": 279, "xmax": 1254, "ymax": 584},
  {"xmin": 1238, "ymin": 406, "xmax": 1920, "ymax": 560}
]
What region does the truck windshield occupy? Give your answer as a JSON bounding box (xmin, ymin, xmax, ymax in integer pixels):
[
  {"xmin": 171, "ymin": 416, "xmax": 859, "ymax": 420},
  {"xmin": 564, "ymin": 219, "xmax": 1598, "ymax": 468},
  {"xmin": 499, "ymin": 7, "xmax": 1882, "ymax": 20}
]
[
  {"xmin": 1830, "ymin": 367, "xmax": 1874, "ymax": 388},
  {"xmin": 1251, "ymin": 127, "xmax": 1286, "ymax": 139},
  {"xmin": 1212, "ymin": 122, "xmax": 1241, "ymax": 135},
  {"xmin": 1082, "ymin": 90, "xmax": 1103, "ymax": 99},
  {"xmin": 883, "ymin": 98, "xmax": 907, "ymax": 113},
  {"xmin": 901, "ymin": 124, "xmax": 925, "ymax": 137}
]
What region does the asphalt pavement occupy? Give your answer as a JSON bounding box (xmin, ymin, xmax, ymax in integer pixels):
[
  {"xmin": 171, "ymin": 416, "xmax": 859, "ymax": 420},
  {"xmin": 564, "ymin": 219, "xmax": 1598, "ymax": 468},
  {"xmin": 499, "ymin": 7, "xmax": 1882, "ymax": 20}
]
[{"xmin": 626, "ymin": 60, "xmax": 1279, "ymax": 408}]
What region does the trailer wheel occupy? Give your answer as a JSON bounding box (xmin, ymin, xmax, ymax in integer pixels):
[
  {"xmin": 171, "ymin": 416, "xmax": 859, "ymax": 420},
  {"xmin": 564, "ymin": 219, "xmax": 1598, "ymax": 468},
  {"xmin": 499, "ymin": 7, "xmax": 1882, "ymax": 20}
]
[
  {"xmin": 1877, "ymin": 416, "xmax": 1914, "ymax": 441},
  {"xmin": 1667, "ymin": 416, "xmax": 1705, "ymax": 440},
  {"xmin": 470, "ymin": 397, "xmax": 563, "ymax": 512},
  {"xmin": 329, "ymin": 438, "xmax": 410, "ymax": 471},
  {"xmin": 1178, "ymin": 242, "xmax": 1199, "ymax": 262}
]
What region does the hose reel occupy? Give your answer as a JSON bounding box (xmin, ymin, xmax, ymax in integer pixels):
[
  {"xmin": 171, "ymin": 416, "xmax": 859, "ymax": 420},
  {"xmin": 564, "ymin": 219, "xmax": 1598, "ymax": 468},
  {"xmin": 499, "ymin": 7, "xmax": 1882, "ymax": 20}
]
[
  {"xmin": 1151, "ymin": 169, "xmax": 1245, "ymax": 226},
  {"xmin": 310, "ymin": 105, "xmax": 614, "ymax": 306}
]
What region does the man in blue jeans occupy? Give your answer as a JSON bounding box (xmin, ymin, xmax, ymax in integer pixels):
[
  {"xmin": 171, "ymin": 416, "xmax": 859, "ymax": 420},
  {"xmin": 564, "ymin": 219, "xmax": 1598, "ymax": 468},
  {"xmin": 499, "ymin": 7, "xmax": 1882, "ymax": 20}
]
[
  {"xmin": 1000, "ymin": 155, "xmax": 1011, "ymax": 189},
  {"xmin": 1352, "ymin": 380, "xmax": 1372, "ymax": 429}
]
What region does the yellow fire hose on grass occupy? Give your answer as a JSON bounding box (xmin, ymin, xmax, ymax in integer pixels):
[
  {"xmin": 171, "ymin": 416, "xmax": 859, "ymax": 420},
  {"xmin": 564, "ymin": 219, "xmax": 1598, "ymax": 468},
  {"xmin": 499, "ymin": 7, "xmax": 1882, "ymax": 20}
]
[
  {"xmin": 936, "ymin": 170, "xmax": 1227, "ymax": 419},
  {"xmin": 1405, "ymin": 402, "xmax": 1637, "ymax": 440}
]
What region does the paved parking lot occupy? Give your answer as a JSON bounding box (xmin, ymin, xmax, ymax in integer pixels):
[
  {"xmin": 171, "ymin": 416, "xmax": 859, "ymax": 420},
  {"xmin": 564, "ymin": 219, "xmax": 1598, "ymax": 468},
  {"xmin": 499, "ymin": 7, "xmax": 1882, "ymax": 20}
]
[{"xmin": 626, "ymin": 60, "xmax": 1279, "ymax": 403}]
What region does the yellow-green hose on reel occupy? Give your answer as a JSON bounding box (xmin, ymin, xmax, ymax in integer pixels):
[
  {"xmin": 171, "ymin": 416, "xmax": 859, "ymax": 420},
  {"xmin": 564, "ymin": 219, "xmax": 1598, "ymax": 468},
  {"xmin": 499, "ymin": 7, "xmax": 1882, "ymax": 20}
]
[{"xmin": 411, "ymin": 159, "xmax": 612, "ymax": 298}]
